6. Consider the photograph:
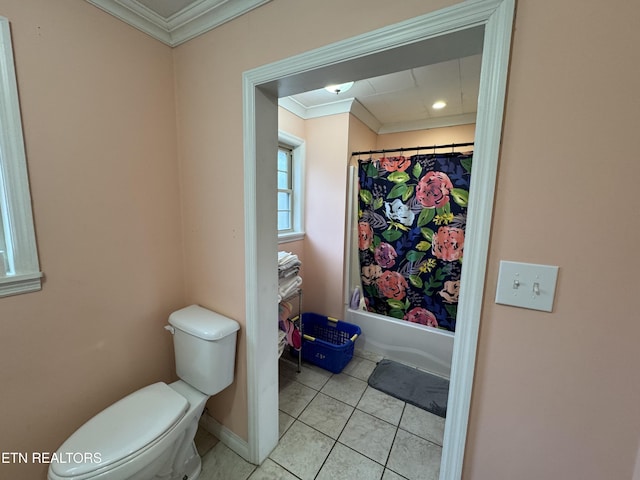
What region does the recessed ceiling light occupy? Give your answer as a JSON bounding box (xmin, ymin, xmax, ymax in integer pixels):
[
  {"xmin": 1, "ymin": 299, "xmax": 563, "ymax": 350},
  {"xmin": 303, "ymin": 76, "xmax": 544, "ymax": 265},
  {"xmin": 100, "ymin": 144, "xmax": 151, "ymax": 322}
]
[
  {"xmin": 432, "ymin": 100, "xmax": 447, "ymax": 109},
  {"xmin": 324, "ymin": 82, "xmax": 354, "ymax": 94}
]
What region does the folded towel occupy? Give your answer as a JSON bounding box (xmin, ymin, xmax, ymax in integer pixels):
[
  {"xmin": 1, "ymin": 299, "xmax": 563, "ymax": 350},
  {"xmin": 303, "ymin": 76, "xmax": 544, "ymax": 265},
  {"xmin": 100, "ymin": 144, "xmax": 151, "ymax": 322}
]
[
  {"xmin": 279, "ymin": 276, "xmax": 302, "ymax": 300},
  {"xmin": 278, "ymin": 251, "xmax": 301, "ymax": 271},
  {"xmin": 279, "ymin": 266, "xmax": 300, "ymax": 279}
]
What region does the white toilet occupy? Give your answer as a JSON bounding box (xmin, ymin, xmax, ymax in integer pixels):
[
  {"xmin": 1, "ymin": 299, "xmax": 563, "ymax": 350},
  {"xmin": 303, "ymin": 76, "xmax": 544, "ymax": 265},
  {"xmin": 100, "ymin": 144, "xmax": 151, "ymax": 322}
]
[{"xmin": 48, "ymin": 305, "xmax": 240, "ymax": 480}]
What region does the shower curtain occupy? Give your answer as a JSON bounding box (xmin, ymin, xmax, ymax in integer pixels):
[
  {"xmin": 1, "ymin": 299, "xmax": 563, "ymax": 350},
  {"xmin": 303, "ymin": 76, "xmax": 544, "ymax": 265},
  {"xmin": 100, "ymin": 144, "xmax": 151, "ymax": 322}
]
[{"xmin": 357, "ymin": 152, "xmax": 472, "ymax": 332}]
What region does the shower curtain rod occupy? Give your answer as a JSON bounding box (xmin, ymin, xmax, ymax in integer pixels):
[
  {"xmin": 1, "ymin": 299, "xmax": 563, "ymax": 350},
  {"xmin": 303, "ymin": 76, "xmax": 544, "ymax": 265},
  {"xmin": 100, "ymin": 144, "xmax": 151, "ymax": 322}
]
[{"xmin": 351, "ymin": 142, "xmax": 474, "ymax": 157}]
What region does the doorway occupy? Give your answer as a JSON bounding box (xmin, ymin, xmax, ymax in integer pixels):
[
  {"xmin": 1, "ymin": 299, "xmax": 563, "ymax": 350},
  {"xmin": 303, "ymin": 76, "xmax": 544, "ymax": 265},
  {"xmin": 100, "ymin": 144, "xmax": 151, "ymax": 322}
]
[{"xmin": 243, "ymin": 1, "xmax": 514, "ymax": 477}]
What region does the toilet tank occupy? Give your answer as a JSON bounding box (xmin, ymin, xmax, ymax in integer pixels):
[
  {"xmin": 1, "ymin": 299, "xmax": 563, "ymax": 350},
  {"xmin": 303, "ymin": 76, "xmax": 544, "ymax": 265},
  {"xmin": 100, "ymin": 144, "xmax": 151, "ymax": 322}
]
[{"xmin": 168, "ymin": 305, "xmax": 240, "ymax": 396}]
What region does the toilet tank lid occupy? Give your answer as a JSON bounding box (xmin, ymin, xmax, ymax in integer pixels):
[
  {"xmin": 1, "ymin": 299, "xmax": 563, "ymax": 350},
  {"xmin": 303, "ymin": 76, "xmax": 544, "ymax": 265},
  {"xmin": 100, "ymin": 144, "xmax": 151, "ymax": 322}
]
[
  {"xmin": 49, "ymin": 382, "xmax": 187, "ymax": 478},
  {"xmin": 169, "ymin": 304, "xmax": 240, "ymax": 340}
]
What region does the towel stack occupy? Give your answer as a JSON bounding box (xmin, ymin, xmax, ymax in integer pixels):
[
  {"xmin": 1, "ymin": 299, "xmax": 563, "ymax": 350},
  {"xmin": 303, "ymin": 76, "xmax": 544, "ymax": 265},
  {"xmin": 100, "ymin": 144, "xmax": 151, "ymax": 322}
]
[{"xmin": 278, "ymin": 251, "xmax": 302, "ymax": 302}]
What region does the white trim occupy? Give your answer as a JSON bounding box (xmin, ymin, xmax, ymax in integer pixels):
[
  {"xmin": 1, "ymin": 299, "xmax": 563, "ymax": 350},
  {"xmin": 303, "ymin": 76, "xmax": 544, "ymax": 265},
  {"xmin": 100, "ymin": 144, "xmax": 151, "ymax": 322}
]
[
  {"xmin": 440, "ymin": 1, "xmax": 514, "ymax": 477},
  {"xmin": 0, "ymin": 17, "xmax": 42, "ymax": 298},
  {"xmin": 86, "ymin": 0, "xmax": 272, "ymax": 46},
  {"xmin": 378, "ymin": 112, "xmax": 477, "ymax": 135},
  {"xmin": 199, "ymin": 411, "xmax": 251, "ymax": 462},
  {"xmin": 278, "ymin": 95, "xmax": 474, "ymax": 135},
  {"xmin": 277, "ymin": 130, "xmax": 305, "ymax": 242},
  {"xmin": 277, "ymin": 231, "xmax": 304, "ymax": 244},
  {"xmin": 243, "ymin": 84, "xmax": 280, "ymax": 463},
  {"xmin": 243, "ymin": 0, "xmax": 514, "ymax": 475},
  {"xmin": 0, "ymin": 272, "xmax": 43, "ymax": 298}
]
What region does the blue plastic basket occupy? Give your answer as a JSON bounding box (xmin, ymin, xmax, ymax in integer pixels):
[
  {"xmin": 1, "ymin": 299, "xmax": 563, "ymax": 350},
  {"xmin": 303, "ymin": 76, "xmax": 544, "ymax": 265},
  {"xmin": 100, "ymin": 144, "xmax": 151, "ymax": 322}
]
[{"xmin": 301, "ymin": 313, "xmax": 361, "ymax": 373}]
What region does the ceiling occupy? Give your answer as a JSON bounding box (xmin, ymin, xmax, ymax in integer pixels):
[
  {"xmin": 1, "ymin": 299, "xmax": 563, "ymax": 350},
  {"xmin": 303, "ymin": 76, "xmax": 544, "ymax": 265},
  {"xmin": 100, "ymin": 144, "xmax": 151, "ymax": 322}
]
[
  {"xmin": 85, "ymin": 0, "xmax": 481, "ymax": 134},
  {"xmin": 280, "ymin": 55, "xmax": 481, "ymax": 134}
]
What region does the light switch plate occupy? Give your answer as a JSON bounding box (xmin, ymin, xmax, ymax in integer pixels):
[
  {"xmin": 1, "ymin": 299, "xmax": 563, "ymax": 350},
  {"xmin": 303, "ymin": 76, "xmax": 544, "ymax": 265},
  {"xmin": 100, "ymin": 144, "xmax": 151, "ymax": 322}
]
[{"xmin": 495, "ymin": 261, "xmax": 559, "ymax": 312}]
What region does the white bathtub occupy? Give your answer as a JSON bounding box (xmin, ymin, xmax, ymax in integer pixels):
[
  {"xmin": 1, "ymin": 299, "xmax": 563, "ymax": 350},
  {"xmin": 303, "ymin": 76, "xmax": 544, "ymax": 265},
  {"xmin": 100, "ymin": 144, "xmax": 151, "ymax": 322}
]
[{"xmin": 345, "ymin": 307, "xmax": 454, "ymax": 379}]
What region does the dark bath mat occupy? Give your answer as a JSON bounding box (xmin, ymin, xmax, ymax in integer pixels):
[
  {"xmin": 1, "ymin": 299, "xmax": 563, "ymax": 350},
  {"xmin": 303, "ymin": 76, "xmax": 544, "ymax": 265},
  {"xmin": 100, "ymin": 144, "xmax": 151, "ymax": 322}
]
[{"xmin": 368, "ymin": 359, "xmax": 449, "ymax": 418}]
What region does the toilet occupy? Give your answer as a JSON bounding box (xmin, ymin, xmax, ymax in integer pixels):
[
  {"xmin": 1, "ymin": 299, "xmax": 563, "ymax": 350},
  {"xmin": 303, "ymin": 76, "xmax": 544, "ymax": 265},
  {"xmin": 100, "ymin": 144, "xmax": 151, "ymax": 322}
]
[{"xmin": 47, "ymin": 305, "xmax": 240, "ymax": 480}]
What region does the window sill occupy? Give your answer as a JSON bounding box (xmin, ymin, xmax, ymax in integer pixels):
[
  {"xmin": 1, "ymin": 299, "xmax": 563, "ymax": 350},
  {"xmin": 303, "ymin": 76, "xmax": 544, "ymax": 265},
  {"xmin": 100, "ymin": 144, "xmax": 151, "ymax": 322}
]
[
  {"xmin": 278, "ymin": 232, "xmax": 305, "ymax": 244},
  {"xmin": 0, "ymin": 272, "xmax": 43, "ymax": 298}
]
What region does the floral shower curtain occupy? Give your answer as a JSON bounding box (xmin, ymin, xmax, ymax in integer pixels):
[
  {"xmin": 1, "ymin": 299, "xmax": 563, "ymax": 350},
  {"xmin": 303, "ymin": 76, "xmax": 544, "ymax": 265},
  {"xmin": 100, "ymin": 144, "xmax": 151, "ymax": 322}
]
[{"xmin": 357, "ymin": 152, "xmax": 472, "ymax": 332}]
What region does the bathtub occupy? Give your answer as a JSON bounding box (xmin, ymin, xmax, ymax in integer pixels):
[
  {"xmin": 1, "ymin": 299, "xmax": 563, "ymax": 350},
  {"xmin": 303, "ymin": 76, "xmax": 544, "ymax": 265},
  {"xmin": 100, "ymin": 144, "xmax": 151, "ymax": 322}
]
[{"xmin": 345, "ymin": 307, "xmax": 454, "ymax": 379}]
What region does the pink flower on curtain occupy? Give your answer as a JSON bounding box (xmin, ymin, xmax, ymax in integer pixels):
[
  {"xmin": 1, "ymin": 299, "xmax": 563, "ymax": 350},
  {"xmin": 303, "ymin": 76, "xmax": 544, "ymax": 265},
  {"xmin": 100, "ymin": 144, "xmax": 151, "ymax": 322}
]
[
  {"xmin": 438, "ymin": 280, "xmax": 460, "ymax": 304},
  {"xmin": 358, "ymin": 221, "xmax": 373, "ymax": 250},
  {"xmin": 432, "ymin": 226, "xmax": 465, "ymax": 261},
  {"xmin": 404, "ymin": 307, "xmax": 438, "ymax": 328},
  {"xmin": 376, "ymin": 271, "xmax": 408, "ymax": 300},
  {"xmin": 380, "ymin": 156, "xmax": 410, "ymax": 172},
  {"xmin": 374, "ymin": 242, "xmax": 397, "ymax": 268},
  {"xmin": 416, "ymin": 171, "xmax": 453, "ymax": 208}
]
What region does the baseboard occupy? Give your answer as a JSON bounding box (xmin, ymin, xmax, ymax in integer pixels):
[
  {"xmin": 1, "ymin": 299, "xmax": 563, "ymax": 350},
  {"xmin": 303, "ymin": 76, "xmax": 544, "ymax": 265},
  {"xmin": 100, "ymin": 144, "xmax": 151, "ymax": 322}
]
[{"xmin": 199, "ymin": 411, "xmax": 252, "ymax": 464}]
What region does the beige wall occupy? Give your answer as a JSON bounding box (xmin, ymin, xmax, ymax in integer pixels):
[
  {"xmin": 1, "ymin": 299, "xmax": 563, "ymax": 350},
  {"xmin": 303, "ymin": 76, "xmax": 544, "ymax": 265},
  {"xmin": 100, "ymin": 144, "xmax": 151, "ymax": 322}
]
[
  {"xmin": 175, "ymin": 0, "xmax": 640, "ymax": 476},
  {"xmin": 376, "ymin": 123, "xmax": 475, "ymax": 152},
  {"xmin": 2, "ymin": 0, "xmax": 640, "ymax": 478},
  {"xmin": 464, "ymin": 1, "xmax": 640, "ymax": 478},
  {"xmin": 0, "ymin": 1, "xmax": 183, "ymax": 478},
  {"xmin": 301, "ymin": 114, "xmax": 350, "ymax": 317}
]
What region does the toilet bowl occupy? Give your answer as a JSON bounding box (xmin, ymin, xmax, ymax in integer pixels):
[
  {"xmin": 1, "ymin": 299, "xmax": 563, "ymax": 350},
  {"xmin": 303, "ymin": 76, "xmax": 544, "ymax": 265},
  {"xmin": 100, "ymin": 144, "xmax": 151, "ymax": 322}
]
[{"xmin": 48, "ymin": 305, "xmax": 240, "ymax": 480}]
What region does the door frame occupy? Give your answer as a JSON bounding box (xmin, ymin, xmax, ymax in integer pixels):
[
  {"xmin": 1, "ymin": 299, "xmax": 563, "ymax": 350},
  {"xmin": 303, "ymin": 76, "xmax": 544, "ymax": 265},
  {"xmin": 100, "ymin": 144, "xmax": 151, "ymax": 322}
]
[{"xmin": 242, "ymin": 1, "xmax": 514, "ymax": 477}]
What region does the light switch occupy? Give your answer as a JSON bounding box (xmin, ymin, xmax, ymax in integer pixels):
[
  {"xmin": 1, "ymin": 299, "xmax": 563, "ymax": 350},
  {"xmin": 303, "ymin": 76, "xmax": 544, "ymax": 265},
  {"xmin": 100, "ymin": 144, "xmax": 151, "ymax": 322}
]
[{"xmin": 495, "ymin": 261, "xmax": 559, "ymax": 312}]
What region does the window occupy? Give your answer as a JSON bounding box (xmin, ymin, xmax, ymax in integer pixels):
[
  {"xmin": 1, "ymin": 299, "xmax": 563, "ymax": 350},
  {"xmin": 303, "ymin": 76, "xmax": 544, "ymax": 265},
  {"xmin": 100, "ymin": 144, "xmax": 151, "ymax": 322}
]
[
  {"xmin": 277, "ymin": 131, "xmax": 305, "ymax": 243},
  {"xmin": 277, "ymin": 145, "xmax": 293, "ymax": 232},
  {"xmin": 0, "ymin": 17, "xmax": 42, "ymax": 296}
]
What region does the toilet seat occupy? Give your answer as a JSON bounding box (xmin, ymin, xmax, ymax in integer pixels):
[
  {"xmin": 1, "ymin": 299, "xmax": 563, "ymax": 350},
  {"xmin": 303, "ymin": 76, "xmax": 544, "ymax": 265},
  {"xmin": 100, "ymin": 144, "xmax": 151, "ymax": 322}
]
[{"xmin": 49, "ymin": 382, "xmax": 188, "ymax": 479}]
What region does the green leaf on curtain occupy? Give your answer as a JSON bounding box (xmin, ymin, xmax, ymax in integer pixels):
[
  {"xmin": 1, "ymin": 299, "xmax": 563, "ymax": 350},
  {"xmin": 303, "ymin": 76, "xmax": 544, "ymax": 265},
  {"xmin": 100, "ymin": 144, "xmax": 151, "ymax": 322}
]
[
  {"xmin": 389, "ymin": 309, "xmax": 405, "ymax": 319},
  {"xmin": 417, "ymin": 208, "xmax": 435, "ymax": 227},
  {"xmin": 461, "ymin": 157, "xmax": 472, "ymax": 173},
  {"xmin": 424, "ymin": 274, "xmax": 444, "ymax": 295},
  {"xmin": 387, "ymin": 299, "xmax": 405, "ymax": 310},
  {"xmin": 372, "ymin": 235, "xmax": 381, "ymax": 248},
  {"xmin": 412, "ymin": 162, "xmax": 422, "ymax": 179},
  {"xmin": 365, "ymin": 162, "xmax": 379, "ymax": 177},
  {"xmin": 421, "ymin": 227, "xmax": 435, "ymax": 242},
  {"xmin": 373, "ymin": 197, "xmax": 384, "ymax": 210},
  {"xmin": 360, "ymin": 189, "xmax": 373, "ymax": 205},
  {"xmin": 388, "ymin": 171, "xmax": 410, "ymax": 183},
  {"xmin": 434, "ymin": 268, "xmax": 447, "ymax": 280},
  {"xmin": 425, "ymin": 283, "xmax": 443, "ymax": 297},
  {"xmin": 409, "ymin": 275, "xmax": 423, "ymax": 288},
  {"xmin": 406, "ymin": 250, "xmax": 425, "ymax": 263},
  {"xmin": 402, "ymin": 185, "xmax": 414, "ymax": 202},
  {"xmin": 416, "ymin": 241, "xmax": 431, "ymax": 251},
  {"xmin": 382, "ymin": 229, "xmax": 403, "ymax": 242},
  {"xmin": 445, "ymin": 304, "xmax": 458, "ymax": 319},
  {"xmin": 388, "ymin": 183, "xmax": 408, "ymax": 199},
  {"xmin": 451, "ymin": 188, "xmax": 469, "ymax": 207},
  {"xmin": 436, "ymin": 203, "xmax": 451, "ymax": 216}
]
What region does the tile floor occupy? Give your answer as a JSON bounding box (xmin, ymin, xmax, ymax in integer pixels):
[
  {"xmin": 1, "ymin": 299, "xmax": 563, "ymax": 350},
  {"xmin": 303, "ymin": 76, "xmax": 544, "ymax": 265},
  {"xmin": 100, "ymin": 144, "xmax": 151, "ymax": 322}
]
[{"xmin": 195, "ymin": 349, "xmax": 444, "ymax": 480}]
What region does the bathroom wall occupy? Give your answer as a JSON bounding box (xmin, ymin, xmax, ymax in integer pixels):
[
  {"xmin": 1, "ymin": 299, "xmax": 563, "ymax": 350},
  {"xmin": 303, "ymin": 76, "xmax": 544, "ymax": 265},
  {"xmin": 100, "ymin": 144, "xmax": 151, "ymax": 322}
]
[
  {"xmin": 376, "ymin": 123, "xmax": 475, "ymax": 151},
  {"xmin": 299, "ymin": 114, "xmax": 350, "ymax": 317},
  {"xmin": 2, "ymin": 0, "xmax": 638, "ymax": 479},
  {"xmin": 0, "ymin": 1, "xmax": 183, "ymax": 478},
  {"xmin": 463, "ymin": 1, "xmax": 640, "ymax": 477},
  {"xmin": 176, "ymin": 0, "xmax": 640, "ymax": 477}
]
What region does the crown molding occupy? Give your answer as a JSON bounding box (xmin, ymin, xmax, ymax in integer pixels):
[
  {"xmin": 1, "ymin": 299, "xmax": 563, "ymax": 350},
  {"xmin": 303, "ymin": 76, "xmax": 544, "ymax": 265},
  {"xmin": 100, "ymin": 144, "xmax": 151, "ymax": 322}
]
[
  {"xmin": 86, "ymin": 0, "xmax": 272, "ymax": 46},
  {"xmin": 378, "ymin": 112, "xmax": 477, "ymax": 134},
  {"xmin": 278, "ymin": 96, "xmax": 473, "ymax": 135}
]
